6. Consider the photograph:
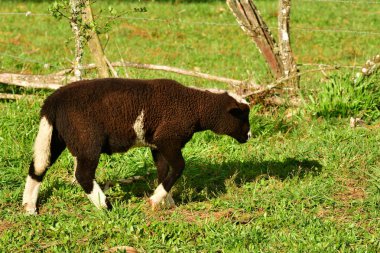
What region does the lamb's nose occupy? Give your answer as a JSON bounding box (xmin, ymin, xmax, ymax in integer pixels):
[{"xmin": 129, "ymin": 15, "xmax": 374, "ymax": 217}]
[{"xmin": 247, "ymin": 130, "xmax": 252, "ymax": 139}]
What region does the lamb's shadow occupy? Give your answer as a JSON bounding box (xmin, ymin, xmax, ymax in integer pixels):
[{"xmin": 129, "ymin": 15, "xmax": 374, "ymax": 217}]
[{"xmin": 117, "ymin": 157, "xmax": 322, "ymax": 204}]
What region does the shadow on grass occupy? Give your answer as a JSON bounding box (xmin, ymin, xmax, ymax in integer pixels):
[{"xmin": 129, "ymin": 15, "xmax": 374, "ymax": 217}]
[
  {"xmin": 115, "ymin": 157, "xmax": 323, "ymax": 204},
  {"xmin": 36, "ymin": 157, "xmax": 322, "ymax": 208}
]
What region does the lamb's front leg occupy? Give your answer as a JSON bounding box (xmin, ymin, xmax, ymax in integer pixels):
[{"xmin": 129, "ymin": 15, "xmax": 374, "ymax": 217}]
[
  {"xmin": 149, "ymin": 148, "xmax": 185, "ymax": 210},
  {"xmin": 151, "ymin": 149, "xmax": 176, "ymax": 209}
]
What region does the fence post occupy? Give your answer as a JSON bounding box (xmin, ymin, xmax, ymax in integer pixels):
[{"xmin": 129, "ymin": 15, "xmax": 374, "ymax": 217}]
[{"xmin": 227, "ymin": 0, "xmax": 284, "ymax": 79}]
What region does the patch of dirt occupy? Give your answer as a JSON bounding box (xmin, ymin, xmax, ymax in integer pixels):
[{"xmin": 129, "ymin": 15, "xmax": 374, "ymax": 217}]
[
  {"xmin": 317, "ymin": 178, "xmax": 368, "ymax": 225},
  {"xmin": 0, "ymin": 220, "xmax": 15, "ymax": 235},
  {"xmin": 334, "ymin": 178, "xmax": 366, "ymax": 202},
  {"xmin": 144, "ymin": 201, "xmax": 256, "ymax": 225}
]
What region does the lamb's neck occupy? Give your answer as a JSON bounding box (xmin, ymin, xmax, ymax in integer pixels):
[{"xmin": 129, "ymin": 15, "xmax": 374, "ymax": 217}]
[{"xmin": 197, "ymin": 93, "xmax": 219, "ymax": 132}]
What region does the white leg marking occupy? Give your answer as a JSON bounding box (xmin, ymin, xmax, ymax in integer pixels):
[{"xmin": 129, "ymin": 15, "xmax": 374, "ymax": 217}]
[
  {"xmin": 33, "ymin": 116, "xmax": 53, "ymax": 176},
  {"xmin": 22, "ymin": 176, "xmax": 41, "ymax": 214},
  {"xmin": 87, "ymin": 181, "xmax": 107, "ymax": 209},
  {"xmin": 149, "ymin": 183, "xmax": 168, "ymax": 206}
]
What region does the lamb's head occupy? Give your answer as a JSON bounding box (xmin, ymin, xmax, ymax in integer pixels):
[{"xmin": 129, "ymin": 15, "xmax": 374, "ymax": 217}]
[{"xmin": 214, "ymin": 92, "xmax": 251, "ymax": 144}]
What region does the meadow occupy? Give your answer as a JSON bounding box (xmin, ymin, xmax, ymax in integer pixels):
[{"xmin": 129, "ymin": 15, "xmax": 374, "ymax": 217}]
[{"xmin": 0, "ymin": 0, "xmax": 379, "ymax": 252}]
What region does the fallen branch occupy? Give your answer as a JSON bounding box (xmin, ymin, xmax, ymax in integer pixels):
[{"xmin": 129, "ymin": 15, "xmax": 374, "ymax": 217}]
[
  {"xmin": 61, "ymin": 61, "xmax": 260, "ymax": 89},
  {"xmin": 243, "ymin": 66, "xmax": 340, "ymax": 97},
  {"xmin": 0, "ymin": 73, "xmax": 65, "ymax": 90},
  {"xmin": 114, "ymin": 61, "xmax": 261, "ymax": 88}
]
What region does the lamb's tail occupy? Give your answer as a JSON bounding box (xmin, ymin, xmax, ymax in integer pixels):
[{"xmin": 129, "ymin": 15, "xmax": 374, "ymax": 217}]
[{"xmin": 22, "ymin": 116, "xmax": 54, "ymax": 214}]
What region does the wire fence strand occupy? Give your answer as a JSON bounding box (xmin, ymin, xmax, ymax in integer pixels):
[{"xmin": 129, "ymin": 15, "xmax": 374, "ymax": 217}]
[
  {"xmin": 0, "ymin": 11, "xmax": 379, "ymax": 36},
  {"xmin": 296, "ymin": 0, "xmax": 380, "ymax": 4}
]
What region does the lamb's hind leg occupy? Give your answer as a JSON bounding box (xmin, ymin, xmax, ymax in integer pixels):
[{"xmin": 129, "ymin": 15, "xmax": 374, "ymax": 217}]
[
  {"xmin": 75, "ymin": 156, "xmax": 111, "ymax": 210},
  {"xmin": 22, "ymin": 117, "xmax": 66, "ymax": 214}
]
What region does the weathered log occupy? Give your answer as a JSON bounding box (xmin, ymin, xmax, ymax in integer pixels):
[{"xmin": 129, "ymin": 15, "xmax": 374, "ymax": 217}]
[{"xmin": 0, "ymin": 73, "xmax": 65, "ymax": 90}]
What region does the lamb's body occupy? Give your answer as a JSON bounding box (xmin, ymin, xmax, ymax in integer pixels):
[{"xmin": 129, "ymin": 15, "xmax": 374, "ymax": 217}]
[{"xmin": 22, "ymin": 78, "xmax": 251, "ymax": 214}]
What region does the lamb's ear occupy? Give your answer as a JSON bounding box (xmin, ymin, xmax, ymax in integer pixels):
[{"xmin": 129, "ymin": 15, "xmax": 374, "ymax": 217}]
[{"xmin": 228, "ymin": 105, "xmax": 243, "ymax": 118}]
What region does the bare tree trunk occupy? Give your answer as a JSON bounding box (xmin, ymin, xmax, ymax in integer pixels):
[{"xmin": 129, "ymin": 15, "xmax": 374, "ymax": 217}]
[
  {"xmin": 82, "ymin": 0, "xmax": 111, "ymax": 78},
  {"xmin": 70, "ymin": 0, "xmax": 84, "ymax": 81},
  {"xmin": 278, "ymin": 0, "xmax": 298, "ymax": 88},
  {"xmin": 227, "ymin": 0, "xmax": 284, "ymax": 79}
]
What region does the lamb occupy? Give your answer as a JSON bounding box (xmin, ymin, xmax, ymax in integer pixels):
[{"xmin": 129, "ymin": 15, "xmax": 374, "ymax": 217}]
[{"xmin": 22, "ymin": 78, "xmax": 251, "ymax": 214}]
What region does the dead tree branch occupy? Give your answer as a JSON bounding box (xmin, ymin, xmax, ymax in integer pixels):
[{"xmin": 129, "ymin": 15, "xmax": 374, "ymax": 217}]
[
  {"xmin": 243, "ymin": 66, "xmax": 340, "ymax": 97},
  {"xmin": 227, "ymin": 0, "xmax": 284, "ymax": 79},
  {"xmin": 62, "ymin": 61, "xmax": 260, "ymax": 89}
]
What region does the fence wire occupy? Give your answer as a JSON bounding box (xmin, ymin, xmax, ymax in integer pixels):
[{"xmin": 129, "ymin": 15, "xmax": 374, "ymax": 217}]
[
  {"xmin": 0, "ymin": 11, "xmax": 379, "ymax": 36},
  {"xmin": 296, "ymin": 0, "xmax": 380, "ymax": 4}
]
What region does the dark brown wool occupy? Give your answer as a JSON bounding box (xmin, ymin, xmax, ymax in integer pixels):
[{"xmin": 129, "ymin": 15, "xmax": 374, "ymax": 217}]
[{"xmin": 25, "ymin": 78, "xmax": 251, "ymax": 211}]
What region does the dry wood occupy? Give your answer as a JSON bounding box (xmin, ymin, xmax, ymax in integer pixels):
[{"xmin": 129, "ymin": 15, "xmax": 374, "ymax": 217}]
[
  {"xmin": 0, "ymin": 73, "xmax": 65, "ymax": 90},
  {"xmin": 104, "ymin": 56, "xmax": 118, "ymax": 77},
  {"xmin": 278, "ymin": 0, "xmax": 298, "ymax": 87},
  {"xmin": 69, "ymin": 61, "xmax": 260, "ymax": 89},
  {"xmin": 112, "ymin": 61, "xmax": 260, "ymax": 88},
  {"xmin": 243, "ymin": 66, "xmax": 340, "ymax": 97},
  {"xmin": 227, "ymin": 0, "xmax": 284, "ymax": 79},
  {"xmin": 82, "ymin": 0, "xmax": 111, "ymax": 78}
]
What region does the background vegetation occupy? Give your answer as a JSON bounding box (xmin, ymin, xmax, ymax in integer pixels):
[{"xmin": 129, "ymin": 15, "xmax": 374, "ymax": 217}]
[{"xmin": 0, "ymin": 0, "xmax": 379, "ymax": 252}]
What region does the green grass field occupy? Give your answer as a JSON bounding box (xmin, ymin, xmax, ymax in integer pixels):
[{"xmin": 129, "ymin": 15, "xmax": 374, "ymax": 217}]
[{"xmin": 1, "ymin": 0, "xmax": 380, "ymax": 252}]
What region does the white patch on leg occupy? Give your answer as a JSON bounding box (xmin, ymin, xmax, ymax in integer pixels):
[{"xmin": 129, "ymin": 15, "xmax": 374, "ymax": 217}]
[
  {"xmin": 149, "ymin": 183, "xmax": 168, "ymax": 206},
  {"xmin": 33, "ymin": 116, "xmax": 53, "ymax": 175},
  {"xmin": 132, "ymin": 110, "xmax": 156, "ymax": 148},
  {"xmin": 87, "ymin": 181, "xmax": 107, "ymax": 209},
  {"xmin": 22, "ymin": 176, "xmax": 41, "ymax": 214}
]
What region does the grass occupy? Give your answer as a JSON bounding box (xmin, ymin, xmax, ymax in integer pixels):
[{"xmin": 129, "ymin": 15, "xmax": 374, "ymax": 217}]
[{"xmin": 1, "ymin": 0, "xmax": 380, "ymax": 252}]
